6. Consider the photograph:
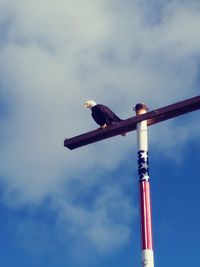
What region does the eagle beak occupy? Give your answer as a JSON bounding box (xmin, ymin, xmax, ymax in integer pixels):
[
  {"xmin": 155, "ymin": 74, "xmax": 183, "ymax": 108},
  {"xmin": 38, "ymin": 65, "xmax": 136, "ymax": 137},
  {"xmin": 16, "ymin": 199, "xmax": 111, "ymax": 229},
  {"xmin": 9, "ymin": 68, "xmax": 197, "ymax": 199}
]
[{"xmin": 84, "ymin": 103, "xmax": 88, "ymax": 108}]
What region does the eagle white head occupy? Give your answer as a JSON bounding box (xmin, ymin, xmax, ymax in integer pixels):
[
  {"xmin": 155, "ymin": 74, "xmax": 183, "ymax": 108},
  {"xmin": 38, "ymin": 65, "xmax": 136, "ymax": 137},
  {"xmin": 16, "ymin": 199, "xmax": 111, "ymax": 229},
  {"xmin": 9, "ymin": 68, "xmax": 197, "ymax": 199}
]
[{"xmin": 84, "ymin": 100, "xmax": 97, "ymax": 109}]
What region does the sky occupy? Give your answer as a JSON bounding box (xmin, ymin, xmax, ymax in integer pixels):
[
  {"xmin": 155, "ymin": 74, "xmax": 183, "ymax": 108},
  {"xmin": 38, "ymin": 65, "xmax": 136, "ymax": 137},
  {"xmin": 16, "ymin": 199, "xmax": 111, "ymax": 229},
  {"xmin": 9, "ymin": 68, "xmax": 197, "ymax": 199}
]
[{"xmin": 0, "ymin": 0, "xmax": 200, "ymax": 266}]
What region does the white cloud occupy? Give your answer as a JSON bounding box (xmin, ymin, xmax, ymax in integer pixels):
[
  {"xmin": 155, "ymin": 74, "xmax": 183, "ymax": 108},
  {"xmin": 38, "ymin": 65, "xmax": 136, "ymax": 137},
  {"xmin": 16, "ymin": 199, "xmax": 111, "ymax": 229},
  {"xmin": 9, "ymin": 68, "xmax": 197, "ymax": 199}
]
[{"xmin": 0, "ymin": 0, "xmax": 199, "ymax": 258}]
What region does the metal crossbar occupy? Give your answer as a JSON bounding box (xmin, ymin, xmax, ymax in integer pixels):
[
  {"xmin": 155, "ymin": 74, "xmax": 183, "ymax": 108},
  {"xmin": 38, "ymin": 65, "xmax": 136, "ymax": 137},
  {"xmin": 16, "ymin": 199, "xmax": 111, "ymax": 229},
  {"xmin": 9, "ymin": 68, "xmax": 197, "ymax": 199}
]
[{"xmin": 64, "ymin": 95, "xmax": 200, "ymax": 150}]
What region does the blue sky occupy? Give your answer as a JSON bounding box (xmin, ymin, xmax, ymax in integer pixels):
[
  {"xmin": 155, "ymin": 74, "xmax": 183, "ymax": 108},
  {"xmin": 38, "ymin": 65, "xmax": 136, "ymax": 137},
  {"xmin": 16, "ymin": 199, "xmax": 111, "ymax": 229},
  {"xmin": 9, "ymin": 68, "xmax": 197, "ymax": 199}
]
[{"xmin": 0, "ymin": 0, "xmax": 200, "ymax": 266}]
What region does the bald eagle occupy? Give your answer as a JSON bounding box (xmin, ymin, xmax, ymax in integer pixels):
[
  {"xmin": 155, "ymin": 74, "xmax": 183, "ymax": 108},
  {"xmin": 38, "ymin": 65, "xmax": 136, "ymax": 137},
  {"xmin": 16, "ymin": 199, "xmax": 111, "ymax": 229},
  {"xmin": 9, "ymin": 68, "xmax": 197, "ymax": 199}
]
[{"xmin": 84, "ymin": 100, "xmax": 126, "ymax": 136}]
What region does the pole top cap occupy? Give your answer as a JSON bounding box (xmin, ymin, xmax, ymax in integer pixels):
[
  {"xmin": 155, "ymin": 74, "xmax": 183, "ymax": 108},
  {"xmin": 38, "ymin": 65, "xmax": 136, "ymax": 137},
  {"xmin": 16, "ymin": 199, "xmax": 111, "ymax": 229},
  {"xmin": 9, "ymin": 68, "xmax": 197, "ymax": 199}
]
[{"xmin": 133, "ymin": 103, "xmax": 149, "ymax": 112}]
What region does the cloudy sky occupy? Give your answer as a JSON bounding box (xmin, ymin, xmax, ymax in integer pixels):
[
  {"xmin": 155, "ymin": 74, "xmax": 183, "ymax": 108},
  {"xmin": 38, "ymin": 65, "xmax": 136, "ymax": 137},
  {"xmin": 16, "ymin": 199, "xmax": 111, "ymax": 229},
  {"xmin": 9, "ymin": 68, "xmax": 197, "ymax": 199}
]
[{"xmin": 0, "ymin": 0, "xmax": 200, "ymax": 266}]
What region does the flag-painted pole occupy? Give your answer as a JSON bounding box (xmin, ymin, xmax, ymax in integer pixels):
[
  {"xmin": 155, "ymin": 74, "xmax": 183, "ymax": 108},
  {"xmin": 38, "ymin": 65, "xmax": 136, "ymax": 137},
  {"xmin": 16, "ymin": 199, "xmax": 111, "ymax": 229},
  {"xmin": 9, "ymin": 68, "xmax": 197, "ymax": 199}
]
[{"xmin": 135, "ymin": 103, "xmax": 154, "ymax": 267}]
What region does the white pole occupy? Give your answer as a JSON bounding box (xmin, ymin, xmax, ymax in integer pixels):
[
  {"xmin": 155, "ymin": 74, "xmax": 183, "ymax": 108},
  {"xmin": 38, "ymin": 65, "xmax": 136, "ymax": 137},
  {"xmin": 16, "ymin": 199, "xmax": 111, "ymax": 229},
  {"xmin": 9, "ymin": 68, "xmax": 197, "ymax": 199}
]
[{"xmin": 135, "ymin": 103, "xmax": 154, "ymax": 267}]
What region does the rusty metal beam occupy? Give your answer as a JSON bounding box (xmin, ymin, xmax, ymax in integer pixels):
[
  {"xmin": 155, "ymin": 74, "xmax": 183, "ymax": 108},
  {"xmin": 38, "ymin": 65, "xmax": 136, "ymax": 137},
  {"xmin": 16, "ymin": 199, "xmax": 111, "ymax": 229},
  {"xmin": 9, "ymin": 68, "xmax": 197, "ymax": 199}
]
[{"xmin": 64, "ymin": 95, "xmax": 200, "ymax": 150}]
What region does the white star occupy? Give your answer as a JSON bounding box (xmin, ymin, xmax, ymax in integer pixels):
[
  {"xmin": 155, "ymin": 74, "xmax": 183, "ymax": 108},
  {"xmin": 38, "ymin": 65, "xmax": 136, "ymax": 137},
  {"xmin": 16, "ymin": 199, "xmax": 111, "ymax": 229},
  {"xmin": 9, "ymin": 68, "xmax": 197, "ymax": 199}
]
[
  {"xmin": 140, "ymin": 151, "xmax": 148, "ymax": 161},
  {"xmin": 140, "ymin": 175, "xmax": 150, "ymax": 181},
  {"xmin": 141, "ymin": 162, "xmax": 149, "ymax": 170}
]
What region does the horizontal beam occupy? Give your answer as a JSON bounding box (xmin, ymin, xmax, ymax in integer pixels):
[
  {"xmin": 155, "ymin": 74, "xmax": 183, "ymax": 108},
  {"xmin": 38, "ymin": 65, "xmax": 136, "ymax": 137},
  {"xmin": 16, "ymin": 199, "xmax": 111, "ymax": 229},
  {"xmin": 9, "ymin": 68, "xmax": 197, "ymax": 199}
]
[{"xmin": 64, "ymin": 95, "xmax": 200, "ymax": 150}]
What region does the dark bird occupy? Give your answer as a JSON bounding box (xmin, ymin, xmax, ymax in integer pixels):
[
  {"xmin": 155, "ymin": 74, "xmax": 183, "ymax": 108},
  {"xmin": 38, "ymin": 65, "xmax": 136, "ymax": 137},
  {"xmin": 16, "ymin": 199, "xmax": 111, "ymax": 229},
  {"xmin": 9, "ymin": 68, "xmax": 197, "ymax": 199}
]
[{"xmin": 84, "ymin": 100, "xmax": 126, "ymax": 136}]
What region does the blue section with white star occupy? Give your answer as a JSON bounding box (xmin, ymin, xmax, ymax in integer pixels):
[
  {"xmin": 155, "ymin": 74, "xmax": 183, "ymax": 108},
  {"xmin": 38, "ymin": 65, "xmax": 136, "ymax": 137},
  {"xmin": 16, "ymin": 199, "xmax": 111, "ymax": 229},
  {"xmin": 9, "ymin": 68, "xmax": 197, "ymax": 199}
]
[{"xmin": 138, "ymin": 150, "xmax": 150, "ymax": 181}]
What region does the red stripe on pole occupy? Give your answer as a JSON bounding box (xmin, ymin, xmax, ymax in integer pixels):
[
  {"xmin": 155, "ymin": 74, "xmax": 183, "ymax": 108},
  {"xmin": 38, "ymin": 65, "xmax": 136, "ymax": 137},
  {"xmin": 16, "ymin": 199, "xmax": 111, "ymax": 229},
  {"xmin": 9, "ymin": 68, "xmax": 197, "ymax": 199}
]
[{"xmin": 139, "ymin": 181, "xmax": 153, "ymax": 250}]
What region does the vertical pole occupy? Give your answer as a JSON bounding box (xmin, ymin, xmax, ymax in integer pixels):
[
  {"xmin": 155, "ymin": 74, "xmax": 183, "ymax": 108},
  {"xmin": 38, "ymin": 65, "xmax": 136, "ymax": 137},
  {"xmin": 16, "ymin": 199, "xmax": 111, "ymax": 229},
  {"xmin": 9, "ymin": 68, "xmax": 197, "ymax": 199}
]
[{"xmin": 135, "ymin": 103, "xmax": 154, "ymax": 267}]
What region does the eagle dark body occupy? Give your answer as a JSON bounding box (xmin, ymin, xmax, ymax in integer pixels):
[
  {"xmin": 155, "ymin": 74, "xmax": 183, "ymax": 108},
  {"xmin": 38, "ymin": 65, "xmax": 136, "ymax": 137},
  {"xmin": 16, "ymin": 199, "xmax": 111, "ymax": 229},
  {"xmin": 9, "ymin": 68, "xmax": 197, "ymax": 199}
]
[{"xmin": 91, "ymin": 104, "xmax": 122, "ymax": 127}]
